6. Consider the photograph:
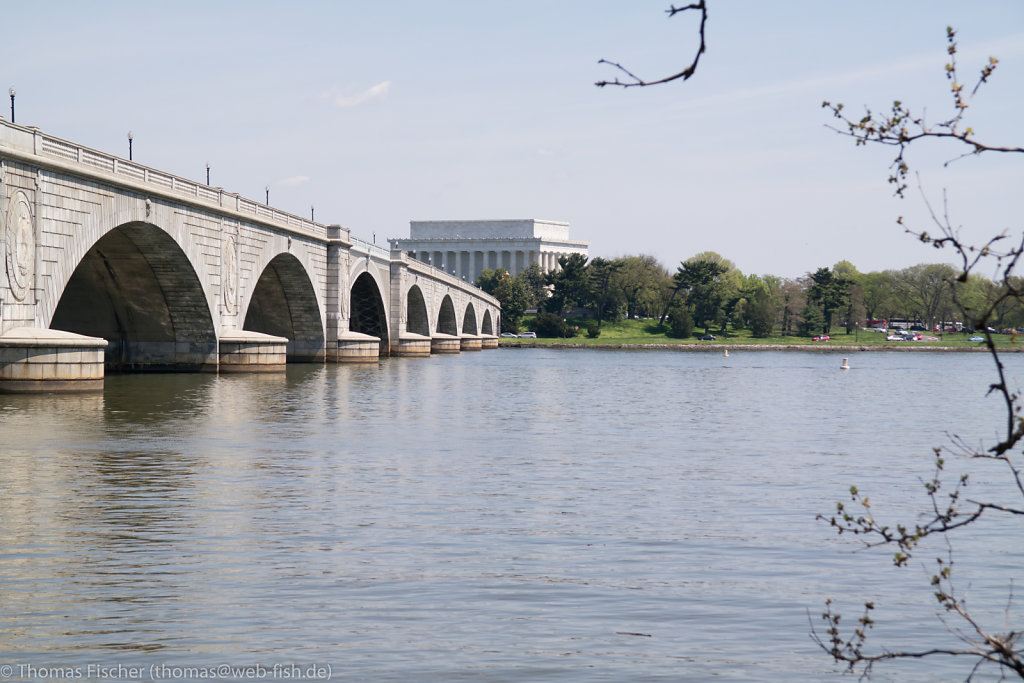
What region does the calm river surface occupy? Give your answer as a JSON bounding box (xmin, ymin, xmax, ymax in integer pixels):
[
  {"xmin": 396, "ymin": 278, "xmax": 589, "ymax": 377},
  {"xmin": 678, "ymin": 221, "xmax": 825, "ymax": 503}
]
[{"xmin": 1, "ymin": 348, "xmax": 1021, "ymax": 682}]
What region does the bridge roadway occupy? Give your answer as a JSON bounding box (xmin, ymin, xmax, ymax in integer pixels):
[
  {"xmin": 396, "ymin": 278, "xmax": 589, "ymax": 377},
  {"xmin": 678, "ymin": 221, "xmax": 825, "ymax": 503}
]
[{"xmin": 0, "ymin": 120, "xmax": 500, "ymax": 392}]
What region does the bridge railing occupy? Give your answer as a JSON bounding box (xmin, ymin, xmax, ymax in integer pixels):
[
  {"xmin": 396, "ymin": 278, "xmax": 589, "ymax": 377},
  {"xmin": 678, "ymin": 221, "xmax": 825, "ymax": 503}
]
[
  {"xmin": 349, "ymin": 236, "xmax": 391, "ymax": 261},
  {"xmin": 0, "ymin": 119, "xmax": 328, "ymax": 239},
  {"xmin": 404, "ymin": 254, "xmax": 499, "ymax": 305}
]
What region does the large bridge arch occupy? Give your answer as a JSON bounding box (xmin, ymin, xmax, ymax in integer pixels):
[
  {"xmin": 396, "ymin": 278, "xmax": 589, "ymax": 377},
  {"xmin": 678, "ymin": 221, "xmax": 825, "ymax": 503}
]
[
  {"xmin": 437, "ymin": 294, "xmax": 458, "ymax": 336},
  {"xmin": 38, "ymin": 197, "xmax": 219, "ymax": 331},
  {"xmin": 350, "ymin": 271, "xmax": 389, "ymax": 353},
  {"xmin": 481, "ymin": 309, "xmax": 494, "ymax": 336},
  {"xmin": 49, "ymin": 221, "xmax": 217, "ymax": 370},
  {"xmin": 406, "ymin": 284, "xmax": 430, "ymax": 336},
  {"xmin": 243, "ymin": 252, "xmax": 325, "ymax": 361},
  {"xmin": 462, "ymin": 303, "xmax": 478, "ymax": 336}
]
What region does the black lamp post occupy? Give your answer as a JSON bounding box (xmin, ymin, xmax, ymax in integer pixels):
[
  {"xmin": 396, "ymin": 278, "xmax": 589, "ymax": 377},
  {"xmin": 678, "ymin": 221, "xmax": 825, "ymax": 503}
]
[
  {"xmin": 127, "ymin": 131, "xmax": 133, "ymax": 160},
  {"xmin": 206, "ymin": 162, "xmax": 210, "ymax": 186},
  {"xmin": 310, "ymin": 205, "xmax": 314, "ymax": 221},
  {"xmin": 265, "ymin": 186, "xmax": 269, "ymax": 205},
  {"xmin": 9, "ymin": 87, "xmax": 15, "ymax": 123}
]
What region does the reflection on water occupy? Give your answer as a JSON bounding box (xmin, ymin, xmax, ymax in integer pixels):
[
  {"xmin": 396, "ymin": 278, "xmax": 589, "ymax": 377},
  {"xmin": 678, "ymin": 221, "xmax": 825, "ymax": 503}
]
[{"xmin": 0, "ymin": 350, "xmax": 1020, "ymax": 681}]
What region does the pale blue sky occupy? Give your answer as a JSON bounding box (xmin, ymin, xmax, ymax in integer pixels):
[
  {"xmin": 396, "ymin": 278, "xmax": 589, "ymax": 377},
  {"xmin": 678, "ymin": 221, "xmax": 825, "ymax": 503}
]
[{"xmin": 5, "ymin": 1, "xmax": 1022, "ymax": 278}]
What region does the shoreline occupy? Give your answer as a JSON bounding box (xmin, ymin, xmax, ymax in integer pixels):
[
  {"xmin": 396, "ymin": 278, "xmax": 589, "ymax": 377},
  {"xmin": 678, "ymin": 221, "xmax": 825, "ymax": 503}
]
[{"xmin": 499, "ymin": 342, "xmax": 1020, "ymax": 353}]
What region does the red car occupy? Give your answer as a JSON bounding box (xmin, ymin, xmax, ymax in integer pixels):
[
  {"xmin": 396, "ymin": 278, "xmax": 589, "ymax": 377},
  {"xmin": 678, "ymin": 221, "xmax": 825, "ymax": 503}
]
[{"xmin": 812, "ymin": 335, "xmax": 830, "ymax": 342}]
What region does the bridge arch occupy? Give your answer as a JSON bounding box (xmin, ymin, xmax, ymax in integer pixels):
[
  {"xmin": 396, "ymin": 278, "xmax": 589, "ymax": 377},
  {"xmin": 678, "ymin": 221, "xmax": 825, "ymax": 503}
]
[
  {"xmin": 462, "ymin": 303, "xmax": 478, "ymax": 335},
  {"xmin": 243, "ymin": 253, "xmax": 324, "ymax": 361},
  {"xmin": 350, "ymin": 271, "xmax": 389, "ymax": 353},
  {"xmin": 437, "ymin": 294, "xmax": 458, "ymax": 336},
  {"xmin": 49, "ymin": 221, "xmax": 217, "ymax": 370},
  {"xmin": 482, "ymin": 309, "xmax": 494, "ymax": 336},
  {"xmin": 406, "ymin": 285, "xmax": 430, "ymax": 336}
]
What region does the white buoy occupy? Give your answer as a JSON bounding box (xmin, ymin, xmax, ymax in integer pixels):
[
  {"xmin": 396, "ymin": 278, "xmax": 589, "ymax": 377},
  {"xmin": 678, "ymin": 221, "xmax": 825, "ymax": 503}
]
[
  {"xmin": 724, "ymin": 349, "xmax": 729, "ymax": 357},
  {"xmin": 841, "ymin": 357, "xmax": 850, "ymax": 370}
]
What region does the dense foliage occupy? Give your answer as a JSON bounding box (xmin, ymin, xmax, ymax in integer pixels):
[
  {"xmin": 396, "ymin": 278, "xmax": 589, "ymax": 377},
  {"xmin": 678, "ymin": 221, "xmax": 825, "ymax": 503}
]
[{"xmin": 479, "ymin": 252, "xmax": 1024, "ymax": 338}]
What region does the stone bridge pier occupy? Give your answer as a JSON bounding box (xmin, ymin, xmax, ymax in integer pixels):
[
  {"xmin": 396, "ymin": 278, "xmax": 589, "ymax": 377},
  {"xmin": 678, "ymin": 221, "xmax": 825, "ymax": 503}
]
[{"xmin": 0, "ymin": 120, "xmax": 500, "ymax": 392}]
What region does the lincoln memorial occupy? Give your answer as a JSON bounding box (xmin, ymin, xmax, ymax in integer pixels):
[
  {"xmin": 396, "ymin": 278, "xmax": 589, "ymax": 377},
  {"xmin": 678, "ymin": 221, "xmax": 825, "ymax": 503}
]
[{"xmin": 389, "ymin": 219, "xmax": 589, "ymax": 283}]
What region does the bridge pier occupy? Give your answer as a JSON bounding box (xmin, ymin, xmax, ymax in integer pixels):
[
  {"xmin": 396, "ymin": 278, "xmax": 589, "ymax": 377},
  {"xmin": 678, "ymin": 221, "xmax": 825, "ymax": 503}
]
[
  {"xmin": 333, "ymin": 331, "xmax": 381, "ymax": 363},
  {"xmin": 481, "ymin": 335, "xmax": 499, "ymax": 349},
  {"xmin": 460, "ymin": 334, "xmax": 483, "ymax": 352},
  {"xmin": 0, "ymin": 328, "xmax": 106, "ymax": 393},
  {"xmin": 395, "ymin": 333, "xmax": 431, "ymax": 357},
  {"xmin": 431, "ymin": 333, "xmax": 461, "ymax": 354},
  {"xmin": 218, "ymin": 331, "xmax": 288, "ymax": 373}
]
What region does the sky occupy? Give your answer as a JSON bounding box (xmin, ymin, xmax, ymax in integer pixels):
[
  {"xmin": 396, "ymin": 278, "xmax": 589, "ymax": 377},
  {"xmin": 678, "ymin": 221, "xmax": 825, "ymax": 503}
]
[{"xmin": 3, "ymin": 1, "xmax": 1023, "ymax": 279}]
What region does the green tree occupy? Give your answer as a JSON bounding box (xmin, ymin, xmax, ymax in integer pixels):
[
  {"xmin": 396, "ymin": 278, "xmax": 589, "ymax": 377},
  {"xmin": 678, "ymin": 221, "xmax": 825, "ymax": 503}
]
[
  {"xmin": 545, "ymin": 253, "xmax": 590, "ymax": 315},
  {"xmin": 475, "ymin": 268, "xmax": 505, "ymax": 296},
  {"xmin": 807, "ymin": 267, "xmax": 851, "ymax": 335},
  {"xmin": 778, "ymin": 278, "xmax": 807, "ymax": 337},
  {"xmin": 666, "ymin": 304, "xmax": 694, "ymax": 338},
  {"xmin": 891, "ymin": 263, "xmax": 957, "ymax": 329},
  {"xmin": 518, "ymin": 263, "xmax": 549, "ymax": 311},
  {"xmin": 797, "ymin": 300, "xmax": 825, "ymax": 337},
  {"xmin": 587, "ymin": 257, "xmax": 623, "ymax": 328},
  {"xmin": 670, "ymin": 257, "xmax": 729, "ymax": 334},
  {"xmin": 614, "ymin": 254, "xmax": 671, "ymax": 319},
  {"xmin": 532, "ymin": 311, "xmax": 573, "ymax": 338},
  {"xmin": 743, "ymin": 285, "xmax": 775, "ymax": 337},
  {"xmin": 476, "ymin": 268, "xmax": 529, "ymax": 333},
  {"xmin": 860, "ymin": 270, "xmax": 898, "ymax": 324}
]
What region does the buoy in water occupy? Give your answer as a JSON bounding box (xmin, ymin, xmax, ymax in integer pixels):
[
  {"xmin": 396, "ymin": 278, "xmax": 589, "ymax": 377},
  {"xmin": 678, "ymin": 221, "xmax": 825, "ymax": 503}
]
[
  {"xmin": 841, "ymin": 357, "xmax": 850, "ymax": 370},
  {"xmin": 724, "ymin": 349, "xmax": 729, "ymax": 357}
]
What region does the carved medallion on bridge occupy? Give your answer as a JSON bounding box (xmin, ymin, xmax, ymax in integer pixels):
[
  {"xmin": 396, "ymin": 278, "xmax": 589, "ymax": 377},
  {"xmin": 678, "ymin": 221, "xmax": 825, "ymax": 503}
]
[
  {"xmin": 222, "ymin": 233, "xmax": 238, "ymax": 314},
  {"xmin": 5, "ymin": 190, "xmax": 35, "ymax": 302}
]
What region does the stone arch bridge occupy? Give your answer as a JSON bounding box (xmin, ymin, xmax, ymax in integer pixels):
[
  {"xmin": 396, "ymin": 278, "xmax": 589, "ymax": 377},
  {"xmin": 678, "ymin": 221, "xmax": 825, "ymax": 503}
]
[{"xmin": 0, "ymin": 120, "xmax": 500, "ymax": 391}]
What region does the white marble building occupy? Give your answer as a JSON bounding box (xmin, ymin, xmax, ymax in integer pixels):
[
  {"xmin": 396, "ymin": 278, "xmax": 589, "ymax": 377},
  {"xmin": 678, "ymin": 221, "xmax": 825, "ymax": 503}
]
[{"xmin": 389, "ymin": 219, "xmax": 589, "ymax": 283}]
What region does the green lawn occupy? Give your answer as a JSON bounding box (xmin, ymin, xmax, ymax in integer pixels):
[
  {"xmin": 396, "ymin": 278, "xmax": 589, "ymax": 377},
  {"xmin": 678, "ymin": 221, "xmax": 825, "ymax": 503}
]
[{"xmin": 502, "ymin": 317, "xmax": 1012, "ymax": 348}]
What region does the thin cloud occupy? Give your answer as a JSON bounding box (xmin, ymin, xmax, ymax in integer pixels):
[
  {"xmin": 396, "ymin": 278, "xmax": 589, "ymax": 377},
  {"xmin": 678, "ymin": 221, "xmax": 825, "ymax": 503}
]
[
  {"xmin": 323, "ymin": 81, "xmax": 391, "ymax": 109},
  {"xmin": 280, "ymin": 175, "xmax": 310, "ymax": 187}
]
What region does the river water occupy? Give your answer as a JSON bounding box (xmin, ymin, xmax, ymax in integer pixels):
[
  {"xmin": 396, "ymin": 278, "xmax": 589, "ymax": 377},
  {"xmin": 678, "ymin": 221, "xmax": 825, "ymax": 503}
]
[{"xmin": 1, "ymin": 348, "xmax": 1021, "ymax": 682}]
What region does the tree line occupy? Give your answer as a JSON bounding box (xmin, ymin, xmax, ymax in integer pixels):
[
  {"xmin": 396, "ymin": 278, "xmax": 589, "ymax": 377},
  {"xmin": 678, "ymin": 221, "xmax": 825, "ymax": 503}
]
[{"xmin": 476, "ymin": 252, "xmax": 1024, "ymax": 337}]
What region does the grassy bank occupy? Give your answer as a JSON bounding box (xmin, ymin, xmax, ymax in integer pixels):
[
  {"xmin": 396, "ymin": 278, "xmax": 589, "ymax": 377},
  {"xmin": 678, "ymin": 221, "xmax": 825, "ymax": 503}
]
[{"xmin": 500, "ymin": 317, "xmax": 1021, "ymax": 350}]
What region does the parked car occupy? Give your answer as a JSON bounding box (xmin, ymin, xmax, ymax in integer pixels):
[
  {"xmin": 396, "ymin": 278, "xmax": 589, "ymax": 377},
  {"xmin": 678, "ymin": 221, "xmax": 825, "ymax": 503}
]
[
  {"xmin": 812, "ymin": 335, "xmax": 830, "ymax": 342},
  {"xmin": 500, "ymin": 332, "xmax": 518, "ymax": 338},
  {"xmin": 969, "ymin": 336, "xmax": 985, "ymax": 342},
  {"xmin": 699, "ymin": 334, "xmax": 716, "ymax": 341},
  {"xmin": 886, "ymin": 334, "xmax": 905, "ymax": 341},
  {"xmin": 519, "ymin": 331, "xmax": 537, "ymax": 338}
]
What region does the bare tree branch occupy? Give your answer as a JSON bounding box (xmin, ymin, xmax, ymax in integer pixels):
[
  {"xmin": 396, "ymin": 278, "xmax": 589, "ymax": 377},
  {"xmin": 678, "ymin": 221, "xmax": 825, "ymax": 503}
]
[
  {"xmin": 596, "ymin": 2, "xmax": 708, "ymax": 88},
  {"xmin": 814, "ymin": 28, "xmax": 1024, "ymax": 680}
]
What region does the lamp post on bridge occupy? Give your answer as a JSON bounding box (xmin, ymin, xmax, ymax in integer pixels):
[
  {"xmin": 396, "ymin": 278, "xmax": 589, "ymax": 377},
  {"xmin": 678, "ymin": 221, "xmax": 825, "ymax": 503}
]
[
  {"xmin": 9, "ymin": 87, "xmax": 15, "ymax": 123},
  {"xmin": 206, "ymin": 162, "xmax": 210, "ymax": 186},
  {"xmin": 265, "ymin": 186, "xmax": 269, "ymax": 205},
  {"xmin": 311, "ymin": 205, "xmax": 314, "ymax": 221},
  {"xmin": 127, "ymin": 131, "xmax": 133, "ymax": 161}
]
